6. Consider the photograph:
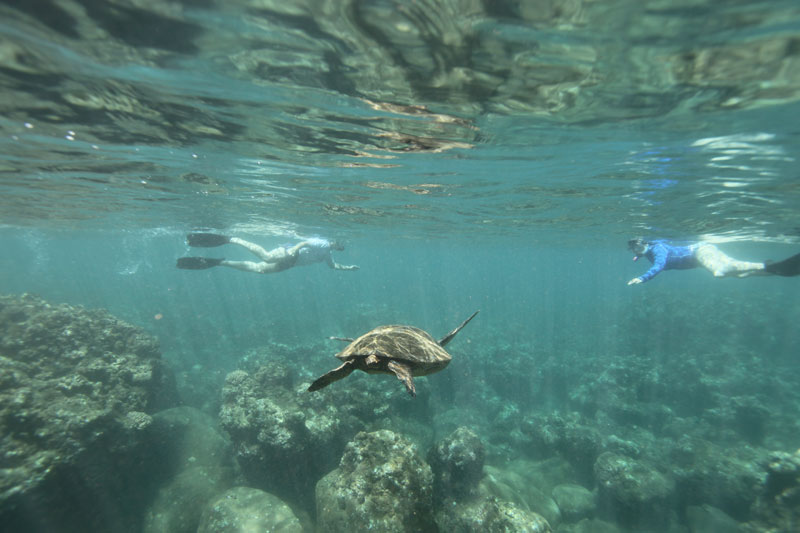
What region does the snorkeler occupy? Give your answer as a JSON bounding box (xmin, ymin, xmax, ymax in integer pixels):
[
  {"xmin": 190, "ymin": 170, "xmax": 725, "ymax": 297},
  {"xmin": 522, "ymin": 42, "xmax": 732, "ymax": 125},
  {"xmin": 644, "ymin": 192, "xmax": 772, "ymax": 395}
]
[
  {"xmin": 626, "ymin": 237, "xmax": 800, "ymax": 285},
  {"xmin": 177, "ymin": 233, "xmax": 359, "ymax": 273}
]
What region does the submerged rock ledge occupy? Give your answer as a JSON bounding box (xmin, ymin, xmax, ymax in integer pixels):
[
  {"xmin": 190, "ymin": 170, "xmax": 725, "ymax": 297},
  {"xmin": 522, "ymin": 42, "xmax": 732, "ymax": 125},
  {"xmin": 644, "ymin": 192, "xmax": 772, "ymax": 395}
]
[{"xmin": 0, "ymin": 293, "xmax": 178, "ymax": 532}]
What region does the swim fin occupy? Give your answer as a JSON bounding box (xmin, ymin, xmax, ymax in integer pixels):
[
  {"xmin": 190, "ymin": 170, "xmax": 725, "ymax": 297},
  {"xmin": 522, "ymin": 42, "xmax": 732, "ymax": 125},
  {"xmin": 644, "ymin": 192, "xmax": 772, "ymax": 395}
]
[
  {"xmin": 177, "ymin": 257, "xmax": 224, "ymax": 270},
  {"xmin": 764, "ymin": 252, "xmax": 800, "ymax": 277},
  {"xmin": 186, "ymin": 233, "xmax": 230, "ymax": 247}
]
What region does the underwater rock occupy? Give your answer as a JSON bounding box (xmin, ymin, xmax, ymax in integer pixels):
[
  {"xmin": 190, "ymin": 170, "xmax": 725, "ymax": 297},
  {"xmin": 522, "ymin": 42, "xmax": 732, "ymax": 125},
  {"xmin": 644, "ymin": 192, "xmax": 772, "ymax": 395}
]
[
  {"xmin": 557, "ymin": 517, "xmax": 622, "ymax": 533},
  {"xmin": 432, "ymin": 406, "xmax": 489, "ymax": 440},
  {"xmin": 478, "ymin": 462, "xmax": 563, "ymax": 528},
  {"xmin": 685, "ymin": 504, "xmax": 741, "ymax": 533},
  {"xmin": 175, "ymin": 363, "xmax": 228, "ymax": 417},
  {"xmin": 315, "ymin": 429, "xmax": 434, "ymax": 532},
  {"xmin": 435, "ymin": 496, "xmax": 551, "ymax": 533},
  {"xmin": 593, "ymin": 452, "xmax": 675, "ymax": 527},
  {"xmin": 428, "ymin": 426, "xmax": 486, "ymax": 502},
  {"xmin": 219, "ymin": 349, "xmax": 430, "ymax": 515},
  {"xmin": 603, "ymin": 434, "xmax": 642, "ymax": 459},
  {"xmin": 551, "ymin": 483, "xmax": 596, "ymax": 523},
  {"xmin": 745, "ymin": 449, "xmax": 800, "ymax": 532},
  {"xmin": 520, "ymin": 412, "xmax": 604, "ymax": 483},
  {"xmin": 147, "ymin": 406, "xmax": 238, "ymax": 473},
  {"xmin": 143, "ymin": 465, "xmax": 237, "ymax": 533},
  {"xmin": 140, "ymin": 407, "xmax": 241, "ymax": 533},
  {"xmin": 0, "ymin": 293, "xmax": 178, "ymax": 532},
  {"xmin": 218, "ymin": 365, "xmax": 364, "ymax": 511},
  {"xmin": 197, "ymin": 486, "xmax": 303, "ymax": 533},
  {"xmin": 670, "ymin": 436, "xmax": 765, "ymax": 521}
]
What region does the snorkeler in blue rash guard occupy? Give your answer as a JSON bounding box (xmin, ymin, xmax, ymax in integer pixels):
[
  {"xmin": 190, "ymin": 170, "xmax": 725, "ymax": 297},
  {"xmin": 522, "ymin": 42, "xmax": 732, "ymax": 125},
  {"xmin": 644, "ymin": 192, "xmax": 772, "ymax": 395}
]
[{"xmin": 626, "ymin": 237, "xmax": 800, "ymax": 285}]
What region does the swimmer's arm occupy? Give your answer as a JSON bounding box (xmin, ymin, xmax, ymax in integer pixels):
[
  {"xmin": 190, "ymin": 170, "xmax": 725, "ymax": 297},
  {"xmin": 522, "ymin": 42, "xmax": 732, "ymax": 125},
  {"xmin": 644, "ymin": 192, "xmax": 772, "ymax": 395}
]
[
  {"xmin": 629, "ymin": 246, "xmax": 667, "ymax": 285},
  {"xmin": 328, "ymin": 254, "xmax": 359, "ymax": 270},
  {"xmin": 287, "ymin": 240, "xmax": 312, "ymax": 255}
]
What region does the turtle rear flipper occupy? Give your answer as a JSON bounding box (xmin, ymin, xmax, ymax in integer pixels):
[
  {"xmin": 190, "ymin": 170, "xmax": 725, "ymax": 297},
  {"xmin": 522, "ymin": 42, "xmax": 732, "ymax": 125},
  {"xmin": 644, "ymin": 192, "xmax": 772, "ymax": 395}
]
[
  {"xmin": 388, "ymin": 360, "xmax": 416, "ymax": 397},
  {"xmin": 308, "ymin": 360, "xmax": 355, "ymax": 392},
  {"xmin": 438, "ymin": 310, "xmax": 479, "ymax": 346}
]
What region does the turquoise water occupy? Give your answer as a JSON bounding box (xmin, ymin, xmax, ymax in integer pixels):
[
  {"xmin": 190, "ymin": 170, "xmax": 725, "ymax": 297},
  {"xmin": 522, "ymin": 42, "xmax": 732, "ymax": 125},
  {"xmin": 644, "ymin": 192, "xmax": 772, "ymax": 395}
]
[{"xmin": 2, "ymin": 1, "xmax": 800, "ymax": 532}]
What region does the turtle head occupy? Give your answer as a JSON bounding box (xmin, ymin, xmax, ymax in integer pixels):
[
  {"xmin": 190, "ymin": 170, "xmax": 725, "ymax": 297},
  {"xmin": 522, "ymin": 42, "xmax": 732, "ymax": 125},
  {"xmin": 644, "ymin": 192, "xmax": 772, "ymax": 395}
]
[{"xmin": 330, "ymin": 240, "xmax": 345, "ymax": 251}]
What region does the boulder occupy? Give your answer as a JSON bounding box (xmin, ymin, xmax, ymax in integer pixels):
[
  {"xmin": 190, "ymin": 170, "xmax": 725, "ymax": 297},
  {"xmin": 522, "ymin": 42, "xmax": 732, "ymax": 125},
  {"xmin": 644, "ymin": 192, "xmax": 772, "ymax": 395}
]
[
  {"xmin": 552, "ymin": 483, "xmax": 596, "ymax": 522},
  {"xmin": 686, "ymin": 504, "xmax": 740, "ymax": 533},
  {"xmin": 435, "ymin": 496, "xmax": 551, "ymax": 533},
  {"xmin": 746, "ymin": 449, "xmax": 800, "ymax": 532},
  {"xmin": 143, "ymin": 466, "xmax": 236, "ymax": 533},
  {"xmin": 197, "ymin": 486, "xmax": 302, "ymax": 533},
  {"xmin": 594, "ymin": 452, "xmax": 674, "ymax": 527},
  {"xmin": 315, "ymin": 430, "xmax": 434, "ymax": 532},
  {"xmin": 428, "ymin": 426, "xmax": 485, "ymax": 502},
  {"xmin": 141, "ymin": 407, "xmax": 241, "ymax": 533},
  {"xmin": 218, "ymin": 365, "xmax": 362, "ymax": 510}
]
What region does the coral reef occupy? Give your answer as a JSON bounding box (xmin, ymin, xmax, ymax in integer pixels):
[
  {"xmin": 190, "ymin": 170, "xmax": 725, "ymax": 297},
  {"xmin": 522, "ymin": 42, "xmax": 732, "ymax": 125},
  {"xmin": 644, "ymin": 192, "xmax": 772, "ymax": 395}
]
[
  {"xmin": 197, "ymin": 486, "xmax": 303, "ymax": 533},
  {"xmin": 315, "ymin": 430, "xmax": 434, "ymax": 532},
  {"xmin": 2, "ymin": 289, "xmax": 797, "ymax": 532},
  {"xmin": 0, "ymin": 294, "xmax": 178, "ymax": 532}
]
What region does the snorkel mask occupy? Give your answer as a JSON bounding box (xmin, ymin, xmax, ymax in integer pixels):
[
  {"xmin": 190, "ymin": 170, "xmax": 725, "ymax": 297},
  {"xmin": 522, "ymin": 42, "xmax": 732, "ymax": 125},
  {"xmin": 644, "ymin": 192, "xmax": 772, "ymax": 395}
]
[{"xmin": 628, "ymin": 238, "xmax": 649, "ymax": 261}]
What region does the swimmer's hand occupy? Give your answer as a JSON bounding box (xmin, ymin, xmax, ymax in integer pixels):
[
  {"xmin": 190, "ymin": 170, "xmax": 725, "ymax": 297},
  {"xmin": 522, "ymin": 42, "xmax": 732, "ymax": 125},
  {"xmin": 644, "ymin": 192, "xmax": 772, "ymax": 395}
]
[{"xmin": 627, "ymin": 277, "xmax": 642, "ymax": 285}]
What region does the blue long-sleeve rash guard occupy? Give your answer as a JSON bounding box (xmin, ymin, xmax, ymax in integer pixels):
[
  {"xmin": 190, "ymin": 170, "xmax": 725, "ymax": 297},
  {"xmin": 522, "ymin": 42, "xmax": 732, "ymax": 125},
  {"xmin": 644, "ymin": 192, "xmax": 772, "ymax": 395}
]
[{"xmin": 637, "ymin": 240, "xmax": 699, "ymax": 282}]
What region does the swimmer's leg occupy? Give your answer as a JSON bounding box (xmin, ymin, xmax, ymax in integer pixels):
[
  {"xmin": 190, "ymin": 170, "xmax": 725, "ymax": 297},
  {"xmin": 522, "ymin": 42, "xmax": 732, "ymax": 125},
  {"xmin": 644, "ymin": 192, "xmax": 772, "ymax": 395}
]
[
  {"xmin": 226, "ymin": 239, "xmax": 308, "ymax": 272},
  {"xmin": 228, "ymin": 237, "xmax": 272, "ymax": 263},
  {"xmin": 695, "ymin": 244, "xmax": 766, "ymax": 278},
  {"xmin": 219, "ymin": 260, "xmax": 288, "ymax": 274}
]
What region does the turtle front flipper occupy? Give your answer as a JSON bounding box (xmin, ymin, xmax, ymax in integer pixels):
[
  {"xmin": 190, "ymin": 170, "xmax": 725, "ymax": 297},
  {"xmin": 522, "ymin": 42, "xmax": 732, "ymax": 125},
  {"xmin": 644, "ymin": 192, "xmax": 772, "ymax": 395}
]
[
  {"xmin": 308, "ymin": 360, "xmax": 355, "ymax": 392},
  {"xmin": 387, "ymin": 360, "xmax": 416, "ymax": 397}
]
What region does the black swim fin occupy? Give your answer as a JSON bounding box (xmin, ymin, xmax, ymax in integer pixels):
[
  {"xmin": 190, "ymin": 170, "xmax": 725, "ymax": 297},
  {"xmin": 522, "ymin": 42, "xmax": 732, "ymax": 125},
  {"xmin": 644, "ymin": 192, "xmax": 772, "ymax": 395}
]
[
  {"xmin": 764, "ymin": 252, "xmax": 800, "ymax": 277},
  {"xmin": 186, "ymin": 233, "xmax": 230, "ymax": 247},
  {"xmin": 177, "ymin": 257, "xmax": 224, "ymax": 270}
]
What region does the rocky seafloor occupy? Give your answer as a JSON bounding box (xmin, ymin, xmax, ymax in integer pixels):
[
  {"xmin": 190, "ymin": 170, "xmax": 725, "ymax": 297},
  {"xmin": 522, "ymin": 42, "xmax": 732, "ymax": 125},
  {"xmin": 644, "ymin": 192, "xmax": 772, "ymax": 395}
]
[{"xmin": 1, "ymin": 293, "xmax": 799, "ymax": 532}]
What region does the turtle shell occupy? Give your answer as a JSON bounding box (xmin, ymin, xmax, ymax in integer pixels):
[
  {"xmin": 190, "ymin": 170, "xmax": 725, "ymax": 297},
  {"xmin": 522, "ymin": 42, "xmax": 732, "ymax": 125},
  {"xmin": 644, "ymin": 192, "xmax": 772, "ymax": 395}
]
[{"xmin": 336, "ymin": 324, "xmax": 452, "ymax": 369}]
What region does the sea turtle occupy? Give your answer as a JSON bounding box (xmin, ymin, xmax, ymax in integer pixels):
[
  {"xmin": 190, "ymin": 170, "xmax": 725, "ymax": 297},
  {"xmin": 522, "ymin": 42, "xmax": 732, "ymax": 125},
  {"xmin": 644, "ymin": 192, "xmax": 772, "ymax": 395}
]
[{"xmin": 308, "ymin": 310, "xmax": 479, "ymax": 397}]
